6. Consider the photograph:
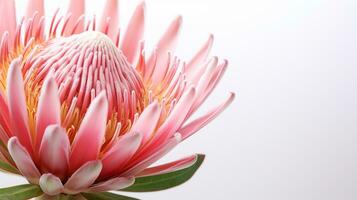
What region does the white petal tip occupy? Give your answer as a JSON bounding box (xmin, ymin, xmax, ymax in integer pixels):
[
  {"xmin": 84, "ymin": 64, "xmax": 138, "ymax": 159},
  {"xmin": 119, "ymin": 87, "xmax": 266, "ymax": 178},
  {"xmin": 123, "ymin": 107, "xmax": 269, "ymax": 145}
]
[
  {"xmin": 39, "ymin": 174, "xmax": 64, "ymax": 196},
  {"xmin": 174, "ymin": 133, "xmax": 182, "ymax": 142},
  {"xmin": 7, "ymin": 137, "xmax": 18, "ymax": 148},
  {"xmin": 208, "ymin": 33, "xmax": 214, "ymax": 41}
]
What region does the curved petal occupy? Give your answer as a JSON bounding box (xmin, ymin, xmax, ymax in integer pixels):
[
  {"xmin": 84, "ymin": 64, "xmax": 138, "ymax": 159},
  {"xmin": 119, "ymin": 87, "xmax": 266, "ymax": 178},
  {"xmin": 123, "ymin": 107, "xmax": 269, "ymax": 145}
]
[
  {"xmin": 64, "ymin": 0, "xmax": 85, "ymax": 35},
  {"xmin": 88, "ymin": 176, "xmax": 135, "ymax": 192},
  {"xmin": 39, "ymin": 125, "xmax": 70, "ymax": 180},
  {"xmin": 69, "ymin": 92, "xmax": 108, "ymax": 173},
  {"xmin": 64, "ymin": 160, "xmax": 102, "ymax": 194},
  {"xmin": 131, "ymin": 101, "xmax": 161, "ymax": 144},
  {"xmin": 136, "ymin": 154, "xmax": 197, "ymax": 177},
  {"xmin": 100, "ymin": 132, "xmax": 142, "ymax": 180},
  {"xmin": 99, "ymin": 0, "xmax": 119, "ymax": 40},
  {"xmin": 8, "ymin": 137, "xmax": 40, "ymax": 184},
  {"xmin": 120, "ymin": 1, "xmax": 145, "ymax": 64},
  {"xmin": 180, "ymin": 92, "xmax": 235, "ymax": 140},
  {"xmin": 154, "ymin": 86, "xmax": 196, "ymax": 142},
  {"xmin": 39, "ymin": 173, "xmax": 64, "ymax": 196},
  {"xmin": 35, "ymin": 73, "xmax": 61, "ymax": 152},
  {"xmin": 7, "ymin": 58, "xmax": 33, "ymax": 155},
  {"xmin": 149, "ymin": 16, "xmax": 182, "ymax": 84},
  {"xmin": 189, "ymin": 59, "xmax": 228, "ymax": 115},
  {"xmin": 0, "ymin": 90, "xmax": 10, "ymax": 140},
  {"xmin": 0, "ymin": 0, "xmax": 16, "ymax": 43},
  {"xmin": 185, "ymin": 34, "xmax": 214, "ymax": 73},
  {"xmin": 122, "ymin": 133, "xmax": 182, "ymax": 177},
  {"xmin": 188, "ymin": 57, "xmax": 219, "ymax": 115}
]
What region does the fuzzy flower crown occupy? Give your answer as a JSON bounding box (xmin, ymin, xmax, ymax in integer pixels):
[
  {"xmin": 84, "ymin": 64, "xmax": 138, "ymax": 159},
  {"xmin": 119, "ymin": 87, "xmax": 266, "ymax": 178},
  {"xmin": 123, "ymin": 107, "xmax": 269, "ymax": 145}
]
[{"xmin": 0, "ymin": 0, "xmax": 234, "ymax": 199}]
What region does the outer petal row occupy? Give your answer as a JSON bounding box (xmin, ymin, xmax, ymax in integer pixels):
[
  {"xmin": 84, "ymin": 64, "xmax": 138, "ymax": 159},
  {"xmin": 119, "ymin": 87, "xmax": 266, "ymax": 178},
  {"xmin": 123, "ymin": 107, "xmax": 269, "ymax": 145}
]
[
  {"xmin": 7, "ymin": 58, "xmax": 33, "ymax": 156},
  {"xmin": 39, "ymin": 125, "xmax": 70, "ymax": 180},
  {"xmin": 69, "ymin": 92, "xmax": 108, "ymax": 173}
]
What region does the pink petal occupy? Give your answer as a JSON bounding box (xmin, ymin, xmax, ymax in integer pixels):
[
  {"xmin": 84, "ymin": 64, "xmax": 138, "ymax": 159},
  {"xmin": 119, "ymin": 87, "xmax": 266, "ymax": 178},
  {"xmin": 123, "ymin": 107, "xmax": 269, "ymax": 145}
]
[
  {"xmin": 7, "ymin": 58, "xmax": 33, "ymax": 155},
  {"xmin": 187, "ymin": 57, "xmax": 219, "ymax": 116},
  {"xmin": 35, "ymin": 73, "xmax": 61, "ymax": 152},
  {"xmin": 69, "ymin": 92, "xmax": 108, "ymax": 173},
  {"xmin": 149, "ymin": 16, "xmax": 182, "ymax": 84},
  {"xmin": 64, "ymin": 0, "xmax": 85, "ymax": 35},
  {"xmin": 100, "ymin": 132, "xmax": 142, "ymax": 180},
  {"xmin": 122, "ymin": 133, "xmax": 182, "ymax": 177},
  {"xmin": 185, "ymin": 34, "xmax": 214, "ymax": 73},
  {"xmin": 8, "ymin": 137, "xmax": 40, "ymax": 184},
  {"xmin": 99, "ymin": 0, "xmax": 119, "ymax": 41},
  {"xmin": 25, "ymin": 0, "xmax": 44, "ymax": 31},
  {"xmin": 137, "ymin": 154, "xmax": 197, "ymax": 177},
  {"xmin": 0, "ymin": 90, "xmax": 11, "ymax": 139},
  {"xmin": 189, "ymin": 60, "xmax": 228, "ymax": 115},
  {"xmin": 155, "ymin": 16, "xmax": 182, "ymax": 57},
  {"xmin": 189, "ymin": 56, "xmax": 218, "ymax": 86},
  {"xmin": 88, "ymin": 176, "xmax": 135, "ymax": 192},
  {"xmin": 64, "ymin": 160, "xmax": 102, "ymax": 195},
  {"xmin": 180, "ymin": 92, "xmax": 235, "ymax": 140},
  {"xmin": 120, "ymin": 1, "xmax": 146, "ymax": 64},
  {"xmin": 154, "ymin": 87, "xmax": 196, "ymax": 142},
  {"xmin": 0, "ymin": 0, "xmax": 16, "ymax": 44},
  {"xmin": 39, "ymin": 125, "xmax": 70, "ymax": 180},
  {"xmin": 39, "ymin": 174, "xmax": 64, "ymax": 196},
  {"xmin": 131, "ymin": 101, "xmax": 161, "ymax": 144},
  {"xmin": 194, "ymin": 57, "xmax": 219, "ymax": 97}
]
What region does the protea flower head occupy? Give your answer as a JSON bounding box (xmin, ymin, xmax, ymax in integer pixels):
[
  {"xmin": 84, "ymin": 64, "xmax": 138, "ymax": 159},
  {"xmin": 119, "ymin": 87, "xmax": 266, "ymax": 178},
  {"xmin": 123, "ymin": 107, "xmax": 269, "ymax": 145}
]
[{"xmin": 0, "ymin": 0, "xmax": 234, "ymax": 199}]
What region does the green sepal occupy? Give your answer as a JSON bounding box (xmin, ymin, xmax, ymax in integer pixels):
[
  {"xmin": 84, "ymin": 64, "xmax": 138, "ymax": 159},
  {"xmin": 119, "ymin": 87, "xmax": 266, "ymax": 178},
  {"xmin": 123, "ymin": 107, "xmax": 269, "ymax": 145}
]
[
  {"xmin": 121, "ymin": 154, "xmax": 205, "ymax": 192},
  {"xmin": 0, "ymin": 184, "xmax": 43, "ymax": 200},
  {"xmin": 0, "ymin": 160, "xmax": 20, "ymax": 174},
  {"xmin": 82, "ymin": 192, "xmax": 139, "ymax": 200}
]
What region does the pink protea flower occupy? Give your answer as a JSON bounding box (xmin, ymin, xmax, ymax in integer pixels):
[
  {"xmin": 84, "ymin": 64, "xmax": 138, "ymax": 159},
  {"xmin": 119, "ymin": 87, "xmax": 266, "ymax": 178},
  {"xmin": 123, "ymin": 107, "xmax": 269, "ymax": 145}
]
[{"xmin": 0, "ymin": 0, "xmax": 234, "ymax": 199}]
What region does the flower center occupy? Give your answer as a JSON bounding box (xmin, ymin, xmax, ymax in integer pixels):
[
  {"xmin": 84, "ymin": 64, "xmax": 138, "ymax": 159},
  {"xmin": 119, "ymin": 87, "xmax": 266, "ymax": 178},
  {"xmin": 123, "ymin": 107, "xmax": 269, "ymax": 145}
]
[{"xmin": 23, "ymin": 31, "xmax": 145, "ymax": 143}]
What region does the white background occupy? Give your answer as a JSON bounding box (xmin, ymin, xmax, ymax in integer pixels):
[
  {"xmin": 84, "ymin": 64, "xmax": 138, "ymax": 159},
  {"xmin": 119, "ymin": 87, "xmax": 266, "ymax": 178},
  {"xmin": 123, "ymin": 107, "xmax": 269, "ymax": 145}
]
[{"xmin": 1, "ymin": 0, "xmax": 357, "ymax": 199}]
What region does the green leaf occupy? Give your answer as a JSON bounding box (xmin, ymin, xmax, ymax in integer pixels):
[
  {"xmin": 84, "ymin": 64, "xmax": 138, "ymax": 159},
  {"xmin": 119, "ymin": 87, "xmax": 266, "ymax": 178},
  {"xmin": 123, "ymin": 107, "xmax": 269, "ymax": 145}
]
[
  {"xmin": 0, "ymin": 160, "xmax": 20, "ymax": 174},
  {"xmin": 122, "ymin": 154, "xmax": 205, "ymax": 192},
  {"xmin": 36, "ymin": 194, "xmax": 84, "ymax": 200},
  {"xmin": 0, "ymin": 184, "xmax": 43, "ymax": 200},
  {"xmin": 82, "ymin": 192, "xmax": 139, "ymax": 200}
]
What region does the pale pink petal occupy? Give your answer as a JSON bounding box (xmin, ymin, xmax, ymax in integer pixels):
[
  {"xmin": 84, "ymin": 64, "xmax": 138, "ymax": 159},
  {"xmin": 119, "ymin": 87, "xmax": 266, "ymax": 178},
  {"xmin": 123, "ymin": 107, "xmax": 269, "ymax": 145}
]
[
  {"xmin": 187, "ymin": 57, "xmax": 219, "ymax": 115},
  {"xmin": 149, "ymin": 16, "xmax": 182, "ymax": 84},
  {"xmin": 122, "ymin": 133, "xmax": 181, "ymax": 177},
  {"xmin": 194, "ymin": 57, "xmax": 219, "ymax": 97},
  {"xmin": 100, "ymin": 132, "xmax": 142, "ymax": 179},
  {"xmin": 0, "ymin": 0, "xmax": 16, "ymax": 43},
  {"xmin": 8, "ymin": 137, "xmax": 40, "ymax": 184},
  {"xmin": 0, "ymin": 91, "xmax": 10, "ymax": 139},
  {"xmin": 69, "ymin": 92, "xmax": 108, "ymax": 173},
  {"xmin": 25, "ymin": 0, "xmax": 44, "ymax": 30},
  {"xmin": 35, "ymin": 73, "xmax": 61, "ymax": 152},
  {"xmin": 189, "ymin": 60, "xmax": 228, "ymax": 115},
  {"xmin": 137, "ymin": 154, "xmax": 197, "ymax": 177},
  {"xmin": 7, "ymin": 58, "xmax": 33, "ymax": 155},
  {"xmin": 185, "ymin": 34, "xmax": 214, "ymax": 73},
  {"xmin": 180, "ymin": 92, "xmax": 235, "ymax": 140},
  {"xmin": 39, "ymin": 125, "xmax": 70, "ymax": 180},
  {"xmin": 64, "ymin": 0, "xmax": 85, "ymax": 35},
  {"xmin": 120, "ymin": 1, "xmax": 145, "ymax": 64},
  {"xmin": 99, "ymin": 0, "xmax": 119, "ymax": 41},
  {"xmin": 64, "ymin": 160, "xmax": 102, "ymax": 195},
  {"xmin": 88, "ymin": 177, "xmax": 135, "ymax": 192},
  {"xmin": 154, "ymin": 87, "xmax": 196, "ymax": 142},
  {"xmin": 39, "ymin": 174, "xmax": 64, "ymax": 196},
  {"xmin": 189, "ymin": 56, "xmax": 218, "ymax": 86},
  {"xmin": 131, "ymin": 101, "xmax": 161, "ymax": 144}
]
